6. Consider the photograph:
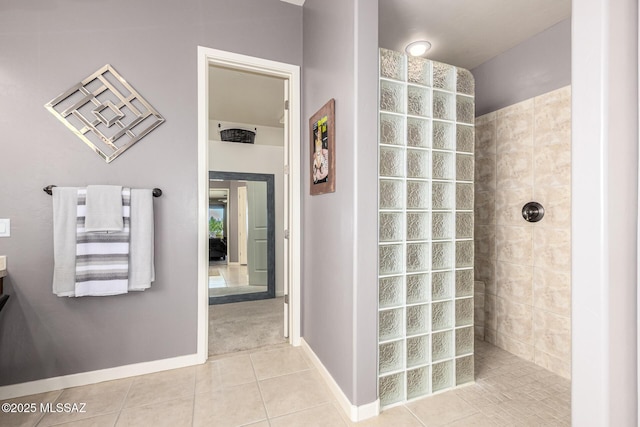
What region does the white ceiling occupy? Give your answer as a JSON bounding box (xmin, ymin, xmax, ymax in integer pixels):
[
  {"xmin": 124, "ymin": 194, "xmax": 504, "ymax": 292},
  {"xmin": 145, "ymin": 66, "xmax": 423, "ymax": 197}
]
[
  {"xmin": 209, "ymin": 66, "xmax": 285, "ymax": 128},
  {"xmin": 379, "ymin": 0, "xmax": 571, "ymax": 70}
]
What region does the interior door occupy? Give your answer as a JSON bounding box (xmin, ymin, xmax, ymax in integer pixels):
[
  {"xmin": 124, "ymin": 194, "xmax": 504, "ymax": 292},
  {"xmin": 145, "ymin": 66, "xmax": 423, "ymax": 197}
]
[
  {"xmin": 237, "ymin": 186, "xmax": 248, "ymax": 265},
  {"xmin": 246, "ymin": 181, "xmax": 268, "ymax": 286},
  {"xmin": 283, "ymin": 79, "xmax": 290, "ymax": 338}
]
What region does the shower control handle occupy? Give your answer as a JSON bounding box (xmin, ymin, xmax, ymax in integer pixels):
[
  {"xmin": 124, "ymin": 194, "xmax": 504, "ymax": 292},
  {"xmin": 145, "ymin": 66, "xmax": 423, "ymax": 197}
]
[{"xmin": 522, "ymin": 202, "xmax": 544, "ymax": 223}]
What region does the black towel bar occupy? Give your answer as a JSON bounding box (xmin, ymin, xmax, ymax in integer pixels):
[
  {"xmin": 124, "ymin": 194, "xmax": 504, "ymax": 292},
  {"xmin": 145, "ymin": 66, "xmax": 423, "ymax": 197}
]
[{"xmin": 43, "ymin": 185, "xmax": 162, "ymax": 197}]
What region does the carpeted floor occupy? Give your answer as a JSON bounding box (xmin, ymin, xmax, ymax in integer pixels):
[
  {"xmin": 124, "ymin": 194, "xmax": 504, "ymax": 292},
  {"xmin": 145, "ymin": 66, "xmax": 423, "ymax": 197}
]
[{"xmin": 208, "ymin": 297, "xmax": 286, "ymax": 356}]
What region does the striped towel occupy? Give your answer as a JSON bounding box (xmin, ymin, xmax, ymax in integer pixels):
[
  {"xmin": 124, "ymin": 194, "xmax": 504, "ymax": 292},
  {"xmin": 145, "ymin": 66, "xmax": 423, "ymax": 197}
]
[{"xmin": 75, "ymin": 188, "xmax": 130, "ymax": 296}]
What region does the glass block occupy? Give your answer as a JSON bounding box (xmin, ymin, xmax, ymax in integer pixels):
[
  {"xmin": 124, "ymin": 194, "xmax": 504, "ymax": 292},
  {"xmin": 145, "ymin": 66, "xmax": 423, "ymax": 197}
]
[
  {"xmin": 407, "ymin": 367, "xmax": 430, "ymax": 400},
  {"xmin": 456, "ymin": 355, "xmax": 474, "ymax": 385},
  {"xmin": 456, "ymin": 154, "xmax": 474, "ymax": 182},
  {"xmin": 432, "ymin": 212, "xmax": 453, "ymax": 240},
  {"xmin": 432, "ymin": 301, "xmax": 453, "ymax": 331},
  {"xmin": 432, "ymin": 91, "xmax": 454, "ymax": 121},
  {"xmin": 408, "ymin": 56, "xmax": 431, "ymax": 86},
  {"xmin": 406, "ymin": 304, "xmax": 429, "ymax": 335},
  {"xmin": 407, "ymin": 334, "xmax": 430, "ymax": 367},
  {"xmin": 379, "ymin": 276, "xmax": 403, "ymax": 308},
  {"xmin": 406, "ymin": 212, "xmax": 430, "ymax": 241},
  {"xmin": 379, "ymin": 340, "xmax": 404, "ymax": 374},
  {"xmin": 456, "ymin": 68, "xmax": 475, "ymax": 95},
  {"xmin": 406, "ymin": 149, "xmax": 430, "ymax": 179},
  {"xmin": 379, "ymin": 146, "xmax": 404, "ymax": 178},
  {"xmin": 455, "ymin": 298, "xmax": 474, "ymax": 327},
  {"xmin": 432, "ymin": 271, "xmax": 453, "ymax": 301},
  {"xmin": 432, "ymin": 331, "xmax": 453, "ymax": 363},
  {"xmin": 379, "ymin": 179, "xmax": 403, "ymax": 209},
  {"xmin": 455, "ymin": 212, "xmax": 473, "ymax": 239},
  {"xmin": 407, "ymin": 86, "xmax": 431, "ymax": 117},
  {"xmin": 406, "ymin": 273, "xmax": 430, "ymax": 304},
  {"xmin": 432, "ymin": 182, "xmax": 454, "ymax": 210},
  {"xmin": 432, "ymin": 360, "xmax": 453, "ymax": 392},
  {"xmin": 379, "ymin": 372, "xmax": 405, "ymax": 406},
  {"xmin": 455, "ymin": 326, "xmax": 474, "ymax": 356},
  {"xmin": 407, "ymin": 181, "xmax": 430, "ymax": 209},
  {"xmin": 456, "ymin": 95, "xmax": 474, "ymax": 124},
  {"xmin": 432, "ymin": 241, "xmax": 453, "ymax": 270},
  {"xmin": 456, "ymin": 125, "xmax": 474, "ymax": 153},
  {"xmin": 380, "ymin": 113, "xmax": 405, "ymax": 146},
  {"xmin": 433, "ymin": 62, "xmax": 455, "ymax": 91},
  {"xmin": 406, "ymin": 242, "xmax": 429, "ymax": 273},
  {"xmin": 432, "ymin": 271, "xmax": 454, "ymax": 302},
  {"xmin": 380, "ymin": 212, "xmax": 404, "ymax": 242},
  {"xmin": 380, "ymin": 80, "xmax": 405, "ymax": 114},
  {"xmin": 432, "ymin": 151, "xmax": 455, "ymax": 180},
  {"xmin": 379, "ymin": 308, "xmax": 403, "ymax": 341},
  {"xmin": 455, "ymin": 241, "xmax": 474, "ymax": 268},
  {"xmin": 456, "ymin": 183, "xmax": 474, "ymax": 210},
  {"xmin": 379, "ymin": 244, "xmax": 403, "ymax": 275},
  {"xmin": 455, "ymin": 270, "xmax": 474, "ymax": 297},
  {"xmin": 407, "ymin": 118, "xmax": 431, "ymax": 148},
  {"xmin": 380, "ymin": 48, "xmax": 406, "ymax": 81},
  {"xmin": 432, "ymin": 121, "xmax": 455, "ymax": 150}
]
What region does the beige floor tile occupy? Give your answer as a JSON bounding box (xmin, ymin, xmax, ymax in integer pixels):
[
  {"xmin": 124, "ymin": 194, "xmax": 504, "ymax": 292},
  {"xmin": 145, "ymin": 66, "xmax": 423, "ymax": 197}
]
[
  {"xmin": 251, "ymin": 346, "xmax": 310, "ymax": 380},
  {"xmin": 123, "ymin": 366, "xmax": 195, "ymax": 409},
  {"xmin": 352, "ymin": 405, "xmax": 422, "ymax": 427},
  {"xmin": 51, "ymin": 412, "xmax": 119, "ymax": 427},
  {"xmin": 406, "ymin": 392, "xmax": 478, "ymax": 426},
  {"xmin": 116, "ymin": 396, "xmax": 193, "ymax": 427},
  {"xmin": 243, "ymin": 422, "xmax": 270, "ymax": 427},
  {"xmin": 259, "ymin": 370, "xmax": 332, "ymax": 418},
  {"xmin": 446, "ymin": 412, "xmax": 505, "ymax": 427},
  {"xmin": 195, "ymin": 360, "xmax": 223, "ymax": 395},
  {"xmin": 39, "ymin": 379, "xmax": 132, "ymax": 426},
  {"xmin": 193, "ymin": 381, "xmax": 266, "ymax": 427},
  {"xmin": 0, "ymin": 390, "xmax": 62, "ymax": 427},
  {"xmin": 269, "ymin": 402, "xmax": 347, "ymax": 427},
  {"xmin": 217, "ymin": 354, "xmax": 257, "ymax": 387}
]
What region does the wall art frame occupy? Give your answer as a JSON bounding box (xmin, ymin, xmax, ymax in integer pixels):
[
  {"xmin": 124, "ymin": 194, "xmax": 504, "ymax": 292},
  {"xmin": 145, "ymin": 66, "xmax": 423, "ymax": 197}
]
[{"xmin": 309, "ymin": 98, "xmax": 336, "ymax": 195}]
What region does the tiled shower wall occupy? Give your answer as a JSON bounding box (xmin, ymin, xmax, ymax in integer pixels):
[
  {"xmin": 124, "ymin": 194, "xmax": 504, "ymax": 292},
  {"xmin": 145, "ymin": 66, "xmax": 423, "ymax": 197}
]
[
  {"xmin": 474, "ymin": 86, "xmax": 571, "ymax": 379},
  {"xmin": 377, "ymin": 48, "xmax": 475, "ymax": 407}
]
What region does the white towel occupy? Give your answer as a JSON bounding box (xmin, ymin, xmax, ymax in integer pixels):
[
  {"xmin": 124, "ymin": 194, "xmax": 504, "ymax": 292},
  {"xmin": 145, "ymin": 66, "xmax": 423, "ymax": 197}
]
[
  {"xmin": 52, "ymin": 187, "xmax": 79, "ymax": 297},
  {"xmin": 84, "ymin": 185, "xmax": 123, "ymax": 232},
  {"xmin": 75, "ymin": 188, "xmax": 130, "ymax": 296},
  {"xmin": 129, "ymin": 189, "xmax": 155, "ymax": 291}
]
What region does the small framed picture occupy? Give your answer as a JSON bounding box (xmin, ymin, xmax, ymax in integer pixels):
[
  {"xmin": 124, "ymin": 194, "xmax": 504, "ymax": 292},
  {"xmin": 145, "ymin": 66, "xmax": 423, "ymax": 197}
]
[{"xmin": 309, "ymin": 99, "xmax": 335, "ymax": 195}]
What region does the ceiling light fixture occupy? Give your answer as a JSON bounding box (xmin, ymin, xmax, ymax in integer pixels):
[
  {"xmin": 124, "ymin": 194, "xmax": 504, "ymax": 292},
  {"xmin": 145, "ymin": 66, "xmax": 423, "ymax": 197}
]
[{"xmin": 405, "ymin": 40, "xmax": 432, "ymax": 57}]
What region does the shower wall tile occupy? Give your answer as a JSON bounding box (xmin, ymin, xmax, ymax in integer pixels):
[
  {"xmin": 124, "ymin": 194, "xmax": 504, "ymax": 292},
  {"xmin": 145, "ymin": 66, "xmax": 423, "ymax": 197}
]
[
  {"xmin": 533, "ymin": 185, "xmax": 571, "ymax": 229},
  {"xmin": 474, "ymin": 191, "xmax": 495, "ymax": 226},
  {"xmin": 533, "ymin": 144, "xmax": 571, "ymax": 187},
  {"xmin": 496, "ymin": 151, "xmax": 533, "ymax": 190},
  {"xmin": 533, "ymin": 227, "xmax": 571, "ymax": 271},
  {"xmin": 496, "ymin": 332, "xmax": 534, "ymax": 362},
  {"xmin": 495, "ymin": 187, "xmax": 534, "ymax": 226},
  {"xmin": 473, "ymin": 225, "xmax": 495, "ymax": 260},
  {"xmin": 496, "ymin": 262, "xmax": 533, "ymax": 306},
  {"xmin": 474, "ymin": 157, "xmax": 496, "ymax": 192},
  {"xmin": 474, "ymin": 257, "xmax": 496, "ymax": 295},
  {"xmin": 533, "ymin": 268, "xmax": 571, "ymax": 316},
  {"xmin": 495, "ymin": 99, "xmax": 534, "ymax": 153},
  {"xmin": 533, "ymin": 309, "xmax": 571, "ymax": 358},
  {"xmin": 534, "ymin": 349, "xmax": 570, "ymax": 379},
  {"xmin": 496, "ymin": 298, "xmax": 533, "ymax": 345},
  {"xmin": 484, "ymin": 293, "xmax": 497, "ymax": 332},
  {"xmin": 475, "ymin": 118, "xmax": 496, "ymax": 158},
  {"xmin": 534, "ymin": 86, "xmax": 571, "ymax": 146},
  {"xmin": 496, "ymin": 226, "xmax": 533, "ymax": 265}
]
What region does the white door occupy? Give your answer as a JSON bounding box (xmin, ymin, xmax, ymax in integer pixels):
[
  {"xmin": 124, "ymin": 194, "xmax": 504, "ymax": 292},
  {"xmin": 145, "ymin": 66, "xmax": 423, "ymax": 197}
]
[
  {"xmin": 246, "ymin": 181, "xmax": 268, "ymax": 286},
  {"xmin": 237, "ymin": 186, "xmax": 248, "ymax": 265},
  {"xmin": 282, "ymin": 79, "xmax": 290, "ymax": 338}
]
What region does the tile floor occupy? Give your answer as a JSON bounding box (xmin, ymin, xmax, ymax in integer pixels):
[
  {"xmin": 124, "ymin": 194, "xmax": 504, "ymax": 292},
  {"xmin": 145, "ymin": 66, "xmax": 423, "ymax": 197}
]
[{"xmin": 1, "ymin": 340, "xmax": 570, "ymax": 427}]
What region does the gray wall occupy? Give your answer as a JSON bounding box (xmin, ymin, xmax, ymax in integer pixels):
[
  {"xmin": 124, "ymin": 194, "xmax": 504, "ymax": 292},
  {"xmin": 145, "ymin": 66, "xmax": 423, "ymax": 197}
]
[
  {"xmin": 302, "ymin": 0, "xmax": 379, "ymax": 406},
  {"xmin": 472, "ymin": 18, "xmax": 571, "ymax": 116},
  {"xmin": 0, "ymin": 0, "xmax": 302, "ymax": 386}
]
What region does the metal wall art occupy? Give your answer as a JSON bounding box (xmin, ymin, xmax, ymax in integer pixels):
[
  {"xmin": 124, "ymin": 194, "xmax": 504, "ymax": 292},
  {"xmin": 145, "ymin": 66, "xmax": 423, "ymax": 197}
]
[{"xmin": 45, "ymin": 64, "xmax": 165, "ymax": 163}]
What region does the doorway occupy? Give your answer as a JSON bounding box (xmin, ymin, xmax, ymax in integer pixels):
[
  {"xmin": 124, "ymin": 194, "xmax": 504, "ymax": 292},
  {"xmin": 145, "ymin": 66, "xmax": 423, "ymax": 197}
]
[{"xmin": 197, "ymin": 47, "xmax": 301, "ymax": 362}]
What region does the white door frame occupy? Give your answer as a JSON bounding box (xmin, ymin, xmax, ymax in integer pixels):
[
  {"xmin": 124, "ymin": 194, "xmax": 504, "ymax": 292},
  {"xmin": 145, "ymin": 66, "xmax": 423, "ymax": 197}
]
[{"xmin": 197, "ymin": 46, "xmax": 301, "ymax": 362}]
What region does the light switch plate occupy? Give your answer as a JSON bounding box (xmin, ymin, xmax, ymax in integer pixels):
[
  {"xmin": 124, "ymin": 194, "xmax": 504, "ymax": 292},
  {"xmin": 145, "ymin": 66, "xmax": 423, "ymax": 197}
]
[{"xmin": 0, "ymin": 219, "xmax": 10, "ymax": 237}]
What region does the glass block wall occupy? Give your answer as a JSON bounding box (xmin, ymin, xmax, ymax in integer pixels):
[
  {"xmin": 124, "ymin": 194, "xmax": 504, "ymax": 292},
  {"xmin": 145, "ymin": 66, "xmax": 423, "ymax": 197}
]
[{"xmin": 377, "ymin": 48, "xmax": 475, "ymax": 407}]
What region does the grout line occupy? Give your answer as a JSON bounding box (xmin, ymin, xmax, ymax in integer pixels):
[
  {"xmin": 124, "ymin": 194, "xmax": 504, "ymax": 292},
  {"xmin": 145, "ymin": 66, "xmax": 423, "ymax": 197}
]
[{"xmin": 249, "ymin": 350, "xmax": 271, "ymax": 423}]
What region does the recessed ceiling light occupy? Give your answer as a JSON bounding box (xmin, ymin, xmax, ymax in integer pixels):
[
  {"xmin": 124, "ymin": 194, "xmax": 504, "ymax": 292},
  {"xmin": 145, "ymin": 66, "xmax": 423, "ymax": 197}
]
[{"xmin": 405, "ymin": 40, "xmax": 432, "ymax": 57}]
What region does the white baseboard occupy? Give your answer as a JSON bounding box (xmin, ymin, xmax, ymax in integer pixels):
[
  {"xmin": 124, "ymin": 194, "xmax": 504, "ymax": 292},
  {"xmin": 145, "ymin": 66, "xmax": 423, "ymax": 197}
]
[
  {"xmin": 0, "ymin": 353, "xmax": 201, "ymax": 401},
  {"xmin": 300, "ymin": 338, "xmax": 379, "ymax": 422}
]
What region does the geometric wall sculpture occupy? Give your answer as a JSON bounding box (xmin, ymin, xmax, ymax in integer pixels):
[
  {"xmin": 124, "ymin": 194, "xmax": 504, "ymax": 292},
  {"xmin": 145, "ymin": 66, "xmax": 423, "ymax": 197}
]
[
  {"xmin": 45, "ymin": 64, "xmax": 165, "ymax": 163},
  {"xmin": 378, "ymin": 48, "xmax": 475, "ymax": 407}
]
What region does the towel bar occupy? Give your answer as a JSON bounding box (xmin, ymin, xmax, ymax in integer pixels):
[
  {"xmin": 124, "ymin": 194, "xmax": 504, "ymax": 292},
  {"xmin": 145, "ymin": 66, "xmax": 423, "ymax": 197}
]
[{"xmin": 43, "ymin": 185, "xmax": 162, "ymax": 197}]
